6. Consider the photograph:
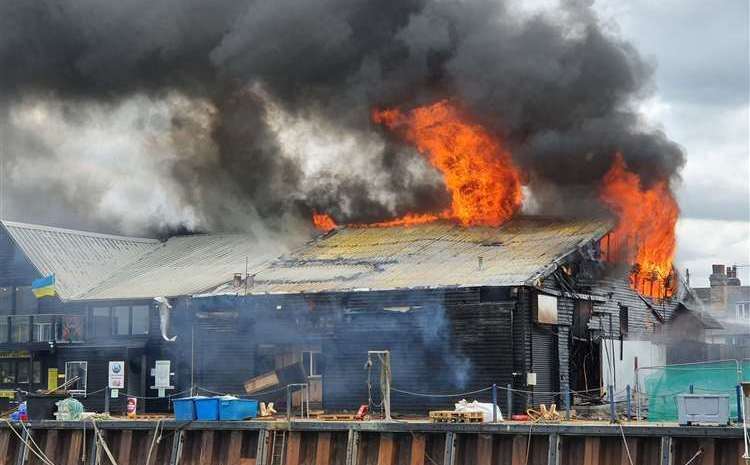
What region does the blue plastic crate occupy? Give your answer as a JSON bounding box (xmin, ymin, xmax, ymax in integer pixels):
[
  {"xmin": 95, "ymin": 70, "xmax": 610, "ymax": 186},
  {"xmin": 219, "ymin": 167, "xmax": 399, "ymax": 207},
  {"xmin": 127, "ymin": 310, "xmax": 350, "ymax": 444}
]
[
  {"xmin": 194, "ymin": 397, "xmax": 220, "ymax": 421},
  {"xmin": 219, "ymin": 399, "xmax": 258, "ymax": 421},
  {"xmin": 172, "ymin": 397, "xmax": 197, "ymax": 421}
]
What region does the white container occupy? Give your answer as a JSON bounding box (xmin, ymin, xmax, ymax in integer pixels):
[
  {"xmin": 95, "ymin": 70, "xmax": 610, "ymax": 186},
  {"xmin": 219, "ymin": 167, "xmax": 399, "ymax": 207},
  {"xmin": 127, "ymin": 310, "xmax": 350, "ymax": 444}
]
[{"xmin": 676, "ymin": 394, "xmax": 730, "ymax": 426}]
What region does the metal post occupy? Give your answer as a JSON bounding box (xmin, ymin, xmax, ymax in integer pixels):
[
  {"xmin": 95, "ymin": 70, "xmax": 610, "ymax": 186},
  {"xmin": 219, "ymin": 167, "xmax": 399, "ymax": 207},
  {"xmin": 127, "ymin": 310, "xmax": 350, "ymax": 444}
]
[
  {"xmin": 506, "ymin": 384, "xmax": 513, "ymax": 418},
  {"xmin": 626, "ymin": 385, "xmax": 631, "ymax": 421},
  {"xmin": 608, "ymin": 384, "xmax": 616, "ymax": 423},
  {"xmin": 104, "ymin": 387, "xmax": 110, "ymax": 415},
  {"xmin": 564, "ymin": 386, "xmax": 571, "ymax": 420},
  {"xmin": 737, "ymin": 385, "xmax": 744, "ymax": 423},
  {"xmin": 689, "ymin": 384, "xmax": 694, "ymax": 394},
  {"xmin": 286, "ymin": 385, "xmax": 292, "ymax": 421},
  {"xmin": 492, "ymin": 384, "xmax": 497, "ymax": 423}
]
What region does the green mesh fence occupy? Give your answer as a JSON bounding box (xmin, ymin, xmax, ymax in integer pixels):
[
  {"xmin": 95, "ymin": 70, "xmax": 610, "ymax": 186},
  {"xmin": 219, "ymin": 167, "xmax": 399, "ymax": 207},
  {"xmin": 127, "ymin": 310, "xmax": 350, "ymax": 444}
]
[{"xmin": 642, "ymin": 360, "xmax": 742, "ymax": 422}]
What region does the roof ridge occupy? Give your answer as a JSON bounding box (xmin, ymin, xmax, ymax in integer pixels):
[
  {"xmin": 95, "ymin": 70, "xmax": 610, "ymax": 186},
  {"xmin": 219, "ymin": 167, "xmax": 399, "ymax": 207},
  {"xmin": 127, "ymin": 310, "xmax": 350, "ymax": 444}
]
[{"xmin": 0, "ymin": 220, "xmax": 158, "ymax": 243}]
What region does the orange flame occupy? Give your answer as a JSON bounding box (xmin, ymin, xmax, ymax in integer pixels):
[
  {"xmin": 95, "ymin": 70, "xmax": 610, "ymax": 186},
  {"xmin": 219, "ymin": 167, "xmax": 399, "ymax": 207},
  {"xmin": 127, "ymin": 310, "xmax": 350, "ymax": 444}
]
[
  {"xmin": 371, "ymin": 100, "xmax": 523, "ymax": 227},
  {"xmin": 312, "ymin": 212, "xmax": 337, "ymax": 231},
  {"xmin": 600, "ymin": 154, "xmax": 679, "ymax": 298}
]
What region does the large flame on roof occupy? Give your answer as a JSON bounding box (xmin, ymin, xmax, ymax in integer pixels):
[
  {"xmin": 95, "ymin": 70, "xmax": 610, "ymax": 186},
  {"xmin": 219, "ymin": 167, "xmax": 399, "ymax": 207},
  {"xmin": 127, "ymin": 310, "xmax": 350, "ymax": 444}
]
[
  {"xmin": 600, "ymin": 154, "xmax": 679, "ymax": 298},
  {"xmin": 372, "ymin": 100, "xmax": 523, "ymax": 227},
  {"xmin": 313, "ymin": 100, "xmax": 523, "ymax": 231}
]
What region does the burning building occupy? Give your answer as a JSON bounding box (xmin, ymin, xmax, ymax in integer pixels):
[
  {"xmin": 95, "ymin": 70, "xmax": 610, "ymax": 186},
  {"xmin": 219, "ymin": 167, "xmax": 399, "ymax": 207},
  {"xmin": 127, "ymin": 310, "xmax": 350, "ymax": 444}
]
[{"xmin": 191, "ymin": 214, "xmax": 696, "ymax": 415}]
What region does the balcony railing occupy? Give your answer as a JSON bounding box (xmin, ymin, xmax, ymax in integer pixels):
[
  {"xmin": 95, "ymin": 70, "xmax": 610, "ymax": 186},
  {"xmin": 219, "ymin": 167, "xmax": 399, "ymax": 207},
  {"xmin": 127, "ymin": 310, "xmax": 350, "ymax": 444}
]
[{"xmin": 0, "ymin": 314, "xmax": 86, "ymax": 344}]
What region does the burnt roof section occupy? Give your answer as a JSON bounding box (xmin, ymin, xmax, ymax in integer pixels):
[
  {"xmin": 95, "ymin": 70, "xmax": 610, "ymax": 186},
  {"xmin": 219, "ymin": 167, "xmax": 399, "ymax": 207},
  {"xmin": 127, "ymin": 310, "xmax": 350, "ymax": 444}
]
[{"xmin": 207, "ymin": 216, "xmax": 613, "ymax": 296}]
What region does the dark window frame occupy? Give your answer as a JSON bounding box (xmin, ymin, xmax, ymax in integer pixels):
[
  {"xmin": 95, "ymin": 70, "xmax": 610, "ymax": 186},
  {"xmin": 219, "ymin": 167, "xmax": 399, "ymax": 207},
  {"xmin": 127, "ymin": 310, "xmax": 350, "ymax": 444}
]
[
  {"xmin": 619, "ymin": 305, "xmax": 629, "ymax": 336},
  {"xmin": 89, "ymin": 304, "xmax": 150, "ymax": 338}
]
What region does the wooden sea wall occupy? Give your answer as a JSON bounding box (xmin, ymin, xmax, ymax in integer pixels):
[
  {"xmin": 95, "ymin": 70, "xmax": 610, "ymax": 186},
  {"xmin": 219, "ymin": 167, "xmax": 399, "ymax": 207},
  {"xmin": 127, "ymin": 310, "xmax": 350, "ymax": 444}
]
[{"xmin": 0, "ymin": 420, "xmax": 745, "ymax": 465}]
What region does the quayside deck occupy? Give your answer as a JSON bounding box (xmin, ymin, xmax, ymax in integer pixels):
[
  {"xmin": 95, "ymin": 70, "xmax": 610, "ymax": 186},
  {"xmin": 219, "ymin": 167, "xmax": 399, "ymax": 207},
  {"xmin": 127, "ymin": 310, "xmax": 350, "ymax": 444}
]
[{"xmin": 0, "ymin": 419, "xmax": 745, "ymax": 465}]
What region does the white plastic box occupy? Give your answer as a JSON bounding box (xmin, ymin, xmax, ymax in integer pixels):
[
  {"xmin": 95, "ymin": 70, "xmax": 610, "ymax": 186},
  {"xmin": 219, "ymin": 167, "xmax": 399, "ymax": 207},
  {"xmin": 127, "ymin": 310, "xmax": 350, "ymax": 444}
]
[{"xmin": 676, "ymin": 394, "xmax": 730, "ymax": 426}]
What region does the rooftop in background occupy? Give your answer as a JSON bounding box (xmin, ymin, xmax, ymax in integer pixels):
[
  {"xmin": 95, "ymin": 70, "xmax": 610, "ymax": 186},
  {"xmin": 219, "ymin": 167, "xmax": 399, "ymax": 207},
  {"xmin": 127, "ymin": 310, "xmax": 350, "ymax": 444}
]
[
  {"xmin": 208, "ymin": 216, "xmax": 614, "ymax": 296},
  {"xmin": 1, "ymin": 220, "xmax": 283, "ymax": 301}
]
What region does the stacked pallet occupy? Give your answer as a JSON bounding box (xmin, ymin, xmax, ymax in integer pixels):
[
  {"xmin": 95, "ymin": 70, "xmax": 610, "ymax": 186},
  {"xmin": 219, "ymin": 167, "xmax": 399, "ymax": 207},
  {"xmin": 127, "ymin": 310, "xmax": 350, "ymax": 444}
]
[{"xmin": 429, "ymin": 410, "xmax": 484, "ymax": 423}]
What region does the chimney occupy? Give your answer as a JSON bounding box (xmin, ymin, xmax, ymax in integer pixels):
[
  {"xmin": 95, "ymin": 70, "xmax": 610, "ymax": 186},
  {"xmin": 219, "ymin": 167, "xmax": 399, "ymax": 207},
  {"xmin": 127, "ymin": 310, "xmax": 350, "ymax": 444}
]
[
  {"xmin": 728, "ymin": 265, "xmax": 742, "ymax": 286},
  {"xmin": 709, "ymin": 264, "xmax": 729, "ymax": 312}
]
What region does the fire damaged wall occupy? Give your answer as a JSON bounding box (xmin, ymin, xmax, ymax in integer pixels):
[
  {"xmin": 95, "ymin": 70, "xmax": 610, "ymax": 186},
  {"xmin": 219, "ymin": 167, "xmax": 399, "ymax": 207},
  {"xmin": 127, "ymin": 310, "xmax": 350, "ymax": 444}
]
[{"xmin": 323, "ymin": 302, "xmax": 515, "ymax": 413}]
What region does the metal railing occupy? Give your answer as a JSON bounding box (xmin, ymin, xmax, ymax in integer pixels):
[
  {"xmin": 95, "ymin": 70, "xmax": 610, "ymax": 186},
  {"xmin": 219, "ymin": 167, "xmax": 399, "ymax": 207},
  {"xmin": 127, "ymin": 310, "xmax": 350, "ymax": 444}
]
[{"xmin": 0, "ymin": 314, "xmax": 86, "ymax": 344}]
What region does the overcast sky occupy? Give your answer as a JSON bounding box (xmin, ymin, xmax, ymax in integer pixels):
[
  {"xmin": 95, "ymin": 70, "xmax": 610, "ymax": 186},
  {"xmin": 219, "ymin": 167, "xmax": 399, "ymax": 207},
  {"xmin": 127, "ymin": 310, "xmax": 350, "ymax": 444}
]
[{"xmin": 591, "ymin": 0, "xmax": 750, "ymax": 287}]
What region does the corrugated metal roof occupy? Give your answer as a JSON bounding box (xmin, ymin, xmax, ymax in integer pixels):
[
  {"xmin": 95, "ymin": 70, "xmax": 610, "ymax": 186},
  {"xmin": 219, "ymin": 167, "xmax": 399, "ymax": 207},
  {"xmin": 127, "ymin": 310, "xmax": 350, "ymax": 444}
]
[
  {"xmin": 80, "ymin": 234, "xmax": 281, "ymax": 300},
  {"xmin": 2, "ymin": 220, "xmax": 158, "ymax": 300},
  {"xmin": 209, "ymin": 216, "xmax": 613, "ymax": 296}
]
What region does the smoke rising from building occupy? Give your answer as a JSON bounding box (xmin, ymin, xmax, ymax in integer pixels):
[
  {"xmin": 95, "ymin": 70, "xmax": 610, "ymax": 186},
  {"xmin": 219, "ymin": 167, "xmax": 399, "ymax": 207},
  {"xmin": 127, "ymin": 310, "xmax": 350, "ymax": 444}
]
[{"xmin": 0, "ymin": 0, "xmax": 684, "ymax": 234}]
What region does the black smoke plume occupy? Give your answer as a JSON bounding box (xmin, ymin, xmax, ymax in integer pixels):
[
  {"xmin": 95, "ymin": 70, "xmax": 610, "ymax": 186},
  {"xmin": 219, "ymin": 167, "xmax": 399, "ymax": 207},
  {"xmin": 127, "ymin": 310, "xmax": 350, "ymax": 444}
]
[{"xmin": 0, "ymin": 0, "xmax": 684, "ymax": 234}]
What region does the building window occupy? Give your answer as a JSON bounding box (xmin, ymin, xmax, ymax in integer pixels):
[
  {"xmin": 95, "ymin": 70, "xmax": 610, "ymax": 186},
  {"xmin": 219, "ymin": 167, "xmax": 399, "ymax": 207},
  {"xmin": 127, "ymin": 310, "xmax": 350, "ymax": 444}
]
[
  {"xmin": 91, "ymin": 307, "xmax": 110, "ymax": 337},
  {"xmin": 302, "ymin": 351, "xmax": 321, "ymax": 377},
  {"xmin": 619, "ymin": 306, "xmax": 629, "ymax": 336},
  {"xmin": 0, "ymin": 317, "xmax": 8, "ymax": 343},
  {"xmin": 32, "ymin": 361, "xmax": 41, "ymax": 384},
  {"xmin": 17, "ymin": 361, "xmax": 29, "ymax": 384},
  {"xmin": 0, "ymin": 361, "xmax": 14, "ymax": 383},
  {"xmin": 33, "ymin": 315, "xmax": 54, "ymax": 342},
  {"xmin": 10, "ymin": 317, "xmax": 30, "ymax": 343},
  {"xmin": 736, "ymin": 302, "xmax": 750, "ymax": 321},
  {"xmin": 0, "ymin": 288, "xmax": 12, "ymax": 315},
  {"xmin": 65, "ymin": 361, "xmax": 87, "ymax": 395},
  {"xmin": 112, "ymin": 306, "xmax": 130, "ymax": 336},
  {"xmin": 131, "ymin": 306, "xmax": 150, "ymax": 335}
]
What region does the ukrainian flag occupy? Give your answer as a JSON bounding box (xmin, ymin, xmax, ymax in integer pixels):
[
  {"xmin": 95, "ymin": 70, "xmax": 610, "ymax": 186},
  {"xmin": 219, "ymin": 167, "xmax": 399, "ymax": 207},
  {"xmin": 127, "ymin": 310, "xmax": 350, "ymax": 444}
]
[{"xmin": 31, "ymin": 275, "xmax": 56, "ymax": 298}]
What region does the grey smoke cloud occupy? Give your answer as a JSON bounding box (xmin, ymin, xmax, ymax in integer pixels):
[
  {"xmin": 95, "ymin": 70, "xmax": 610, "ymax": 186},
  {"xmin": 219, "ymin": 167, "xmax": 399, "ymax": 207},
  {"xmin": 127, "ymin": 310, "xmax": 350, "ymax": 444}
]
[{"xmin": 0, "ymin": 0, "xmax": 684, "ymax": 234}]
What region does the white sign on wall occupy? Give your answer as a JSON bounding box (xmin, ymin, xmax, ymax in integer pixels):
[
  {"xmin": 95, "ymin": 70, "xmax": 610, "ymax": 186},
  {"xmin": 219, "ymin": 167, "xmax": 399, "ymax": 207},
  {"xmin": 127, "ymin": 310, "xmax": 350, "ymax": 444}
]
[{"xmin": 108, "ymin": 361, "xmax": 125, "ymax": 389}]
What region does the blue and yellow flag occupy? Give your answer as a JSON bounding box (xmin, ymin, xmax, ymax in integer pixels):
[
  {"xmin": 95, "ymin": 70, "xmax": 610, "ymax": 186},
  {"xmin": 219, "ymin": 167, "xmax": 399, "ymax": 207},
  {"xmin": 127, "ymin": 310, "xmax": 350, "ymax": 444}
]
[{"xmin": 31, "ymin": 275, "xmax": 56, "ymax": 298}]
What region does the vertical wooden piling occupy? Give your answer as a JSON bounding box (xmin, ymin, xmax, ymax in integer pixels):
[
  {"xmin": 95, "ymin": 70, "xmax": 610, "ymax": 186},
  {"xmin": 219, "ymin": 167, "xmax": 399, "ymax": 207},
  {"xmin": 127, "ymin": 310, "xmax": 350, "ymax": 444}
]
[
  {"xmin": 66, "ymin": 431, "xmax": 83, "ymax": 465},
  {"xmin": 43, "ymin": 430, "xmax": 58, "ymax": 461},
  {"xmin": 377, "ymin": 433, "xmax": 397, "ymax": 465},
  {"xmin": 118, "ymin": 430, "xmax": 133, "ymax": 465},
  {"xmin": 315, "ymin": 432, "xmax": 332, "ymax": 465},
  {"xmin": 0, "ymin": 430, "xmax": 10, "ymax": 465},
  {"xmin": 582, "ymin": 437, "xmax": 600, "ymax": 465},
  {"xmin": 224, "ymin": 431, "xmax": 243, "ymax": 465},
  {"xmin": 547, "ymin": 433, "xmax": 560, "ymax": 465},
  {"xmin": 698, "ymin": 438, "xmax": 715, "ymax": 465},
  {"xmin": 286, "ymin": 432, "xmax": 302, "ymax": 465},
  {"xmin": 477, "ymin": 434, "xmax": 493, "ymax": 465},
  {"xmin": 409, "ymin": 433, "xmax": 426, "ymax": 465},
  {"xmin": 620, "ymin": 437, "xmax": 637, "ymax": 465},
  {"xmin": 198, "ymin": 431, "xmax": 215, "ymax": 465},
  {"xmin": 511, "ymin": 435, "xmax": 527, "ymax": 465}
]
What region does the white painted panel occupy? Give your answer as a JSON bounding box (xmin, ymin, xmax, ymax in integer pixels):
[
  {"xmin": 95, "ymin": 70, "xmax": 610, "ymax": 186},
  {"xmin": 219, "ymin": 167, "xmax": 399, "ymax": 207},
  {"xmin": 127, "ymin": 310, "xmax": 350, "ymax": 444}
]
[{"xmin": 601, "ymin": 339, "xmax": 666, "ymax": 399}]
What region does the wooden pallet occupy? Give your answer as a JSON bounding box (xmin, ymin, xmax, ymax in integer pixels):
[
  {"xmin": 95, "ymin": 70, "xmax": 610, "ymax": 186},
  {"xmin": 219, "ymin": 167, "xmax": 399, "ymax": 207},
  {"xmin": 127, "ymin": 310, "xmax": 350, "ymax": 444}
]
[
  {"xmin": 317, "ymin": 414, "xmax": 359, "ymax": 421},
  {"xmin": 429, "ymin": 410, "xmax": 484, "ymax": 423}
]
